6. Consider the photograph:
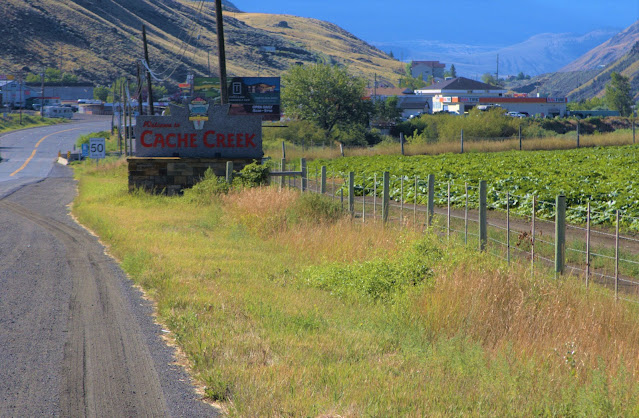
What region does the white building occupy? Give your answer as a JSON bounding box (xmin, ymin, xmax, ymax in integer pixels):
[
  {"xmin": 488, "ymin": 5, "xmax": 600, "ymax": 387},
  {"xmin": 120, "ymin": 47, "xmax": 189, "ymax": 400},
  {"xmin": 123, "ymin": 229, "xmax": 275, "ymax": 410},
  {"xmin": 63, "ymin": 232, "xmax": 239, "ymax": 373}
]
[
  {"xmin": 0, "ymin": 79, "xmax": 33, "ymax": 108},
  {"xmin": 416, "ymin": 77, "xmax": 567, "ymax": 117}
]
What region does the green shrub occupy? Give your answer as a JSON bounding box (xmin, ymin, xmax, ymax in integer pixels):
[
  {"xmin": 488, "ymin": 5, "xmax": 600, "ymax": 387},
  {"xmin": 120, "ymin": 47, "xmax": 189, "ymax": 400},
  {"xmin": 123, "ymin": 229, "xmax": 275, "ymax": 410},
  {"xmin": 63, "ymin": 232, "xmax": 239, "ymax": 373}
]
[
  {"xmin": 234, "ymin": 161, "xmax": 270, "ymax": 187},
  {"xmin": 184, "ymin": 168, "xmax": 230, "ymax": 202},
  {"xmin": 286, "ymin": 192, "xmax": 344, "ymax": 224},
  {"xmin": 301, "ymin": 236, "xmax": 441, "ymax": 302},
  {"xmin": 76, "ymin": 131, "xmax": 111, "ymax": 147}
]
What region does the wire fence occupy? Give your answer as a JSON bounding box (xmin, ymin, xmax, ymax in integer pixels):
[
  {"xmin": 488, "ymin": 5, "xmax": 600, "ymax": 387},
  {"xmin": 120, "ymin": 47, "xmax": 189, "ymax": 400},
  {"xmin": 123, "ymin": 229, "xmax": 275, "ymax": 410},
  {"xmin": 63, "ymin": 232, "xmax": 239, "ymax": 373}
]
[{"xmin": 272, "ymin": 160, "xmax": 639, "ymax": 304}]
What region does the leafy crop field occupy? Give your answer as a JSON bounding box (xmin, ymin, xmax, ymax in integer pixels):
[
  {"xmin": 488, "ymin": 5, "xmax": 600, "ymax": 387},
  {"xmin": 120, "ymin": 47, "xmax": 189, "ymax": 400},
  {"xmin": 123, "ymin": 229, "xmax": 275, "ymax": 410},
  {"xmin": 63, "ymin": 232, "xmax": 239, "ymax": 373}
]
[{"xmin": 311, "ymin": 144, "xmax": 639, "ymax": 229}]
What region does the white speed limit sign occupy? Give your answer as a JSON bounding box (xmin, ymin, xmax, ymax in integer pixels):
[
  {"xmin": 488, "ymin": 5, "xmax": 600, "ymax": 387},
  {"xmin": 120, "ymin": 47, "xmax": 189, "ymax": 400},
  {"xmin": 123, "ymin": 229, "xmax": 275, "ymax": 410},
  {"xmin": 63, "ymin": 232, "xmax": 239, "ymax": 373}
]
[{"xmin": 89, "ymin": 137, "xmax": 106, "ymax": 159}]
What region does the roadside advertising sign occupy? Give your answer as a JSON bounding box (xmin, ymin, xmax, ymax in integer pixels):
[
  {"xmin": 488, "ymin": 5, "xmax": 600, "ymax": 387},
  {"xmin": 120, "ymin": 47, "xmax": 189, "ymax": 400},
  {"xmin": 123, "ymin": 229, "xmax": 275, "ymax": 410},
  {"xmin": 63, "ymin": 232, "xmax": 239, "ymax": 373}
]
[
  {"xmin": 227, "ymin": 77, "xmax": 281, "ymax": 121},
  {"xmin": 193, "ymin": 77, "xmax": 221, "ymax": 101}
]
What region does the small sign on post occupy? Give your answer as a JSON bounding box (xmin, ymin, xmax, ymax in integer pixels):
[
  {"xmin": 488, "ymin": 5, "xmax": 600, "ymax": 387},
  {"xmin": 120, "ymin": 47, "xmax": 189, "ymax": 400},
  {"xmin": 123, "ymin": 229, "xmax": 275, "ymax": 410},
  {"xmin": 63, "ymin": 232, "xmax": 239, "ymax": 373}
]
[
  {"xmin": 81, "ymin": 143, "xmax": 89, "ymax": 158},
  {"xmin": 89, "ymin": 137, "xmax": 106, "ymax": 163}
]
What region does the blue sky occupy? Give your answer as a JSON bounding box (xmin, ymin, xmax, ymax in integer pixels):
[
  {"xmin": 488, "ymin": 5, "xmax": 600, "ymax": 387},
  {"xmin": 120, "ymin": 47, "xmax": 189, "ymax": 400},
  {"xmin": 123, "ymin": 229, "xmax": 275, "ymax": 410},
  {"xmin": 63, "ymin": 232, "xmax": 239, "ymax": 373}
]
[{"xmin": 232, "ymin": 0, "xmax": 639, "ymax": 46}]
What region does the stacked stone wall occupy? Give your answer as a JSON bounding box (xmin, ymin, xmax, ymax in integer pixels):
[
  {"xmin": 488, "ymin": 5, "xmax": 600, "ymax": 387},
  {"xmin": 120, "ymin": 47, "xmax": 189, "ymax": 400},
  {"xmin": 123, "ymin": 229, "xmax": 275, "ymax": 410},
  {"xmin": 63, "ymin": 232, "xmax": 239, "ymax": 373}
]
[{"xmin": 128, "ymin": 157, "xmax": 254, "ymax": 195}]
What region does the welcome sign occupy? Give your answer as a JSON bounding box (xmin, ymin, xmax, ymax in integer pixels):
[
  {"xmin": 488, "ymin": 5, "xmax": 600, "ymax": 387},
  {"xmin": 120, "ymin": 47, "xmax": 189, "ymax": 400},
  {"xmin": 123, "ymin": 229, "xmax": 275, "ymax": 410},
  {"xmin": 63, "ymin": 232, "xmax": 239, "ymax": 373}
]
[{"xmin": 134, "ymin": 102, "xmax": 263, "ymax": 159}]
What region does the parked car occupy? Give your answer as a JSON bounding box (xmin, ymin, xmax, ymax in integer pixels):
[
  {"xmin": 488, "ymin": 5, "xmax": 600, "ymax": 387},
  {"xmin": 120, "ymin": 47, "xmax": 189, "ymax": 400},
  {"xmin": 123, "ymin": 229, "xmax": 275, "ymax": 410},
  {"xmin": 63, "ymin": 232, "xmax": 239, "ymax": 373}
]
[{"xmin": 507, "ymin": 111, "xmax": 526, "ymax": 118}]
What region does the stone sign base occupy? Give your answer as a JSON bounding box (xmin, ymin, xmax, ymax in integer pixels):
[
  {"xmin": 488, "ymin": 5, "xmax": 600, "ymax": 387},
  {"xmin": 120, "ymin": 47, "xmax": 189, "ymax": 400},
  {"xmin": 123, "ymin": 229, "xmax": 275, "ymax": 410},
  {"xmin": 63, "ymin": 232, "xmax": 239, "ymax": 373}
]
[{"xmin": 128, "ymin": 157, "xmax": 255, "ymax": 195}]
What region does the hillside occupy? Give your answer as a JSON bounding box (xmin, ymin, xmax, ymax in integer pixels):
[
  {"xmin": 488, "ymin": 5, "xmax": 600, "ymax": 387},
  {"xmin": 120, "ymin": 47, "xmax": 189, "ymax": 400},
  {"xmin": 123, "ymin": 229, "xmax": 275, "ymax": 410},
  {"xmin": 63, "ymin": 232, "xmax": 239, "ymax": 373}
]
[
  {"xmin": 509, "ymin": 20, "xmax": 639, "ymax": 101},
  {"xmin": 0, "ymin": 0, "xmax": 403, "ymax": 88},
  {"xmin": 561, "ymin": 20, "xmax": 639, "ymax": 72}
]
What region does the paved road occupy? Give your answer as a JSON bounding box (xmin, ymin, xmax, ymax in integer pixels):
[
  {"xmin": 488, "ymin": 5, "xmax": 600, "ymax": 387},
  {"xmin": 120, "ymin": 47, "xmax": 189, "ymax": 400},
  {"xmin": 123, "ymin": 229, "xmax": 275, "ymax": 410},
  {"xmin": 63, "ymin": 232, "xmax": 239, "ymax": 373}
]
[{"xmin": 0, "ymin": 117, "xmax": 216, "ymax": 416}]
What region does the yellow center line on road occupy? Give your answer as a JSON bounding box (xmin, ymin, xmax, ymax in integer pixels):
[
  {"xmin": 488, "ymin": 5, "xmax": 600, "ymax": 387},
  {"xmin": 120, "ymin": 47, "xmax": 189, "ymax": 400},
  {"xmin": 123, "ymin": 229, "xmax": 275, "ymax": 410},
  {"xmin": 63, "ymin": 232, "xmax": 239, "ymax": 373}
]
[{"xmin": 10, "ymin": 128, "xmax": 80, "ymax": 177}]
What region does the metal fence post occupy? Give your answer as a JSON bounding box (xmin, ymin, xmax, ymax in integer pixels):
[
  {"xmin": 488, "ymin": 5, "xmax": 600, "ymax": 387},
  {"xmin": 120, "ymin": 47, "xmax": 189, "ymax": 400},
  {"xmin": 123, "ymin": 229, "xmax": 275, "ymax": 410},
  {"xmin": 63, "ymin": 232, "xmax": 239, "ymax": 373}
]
[
  {"xmin": 320, "ymin": 166, "xmax": 327, "ymax": 194},
  {"xmin": 280, "ymin": 158, "xmax": 286, "ymax": 189},
  {"xmin": 576, "ymin": 121, "xmax": 580, "ymax": 148},
  {"xmin": 519, "ymin": 124, "xmax": 522, "ymax": 151},
  {"xmin": 479, "ymin": 180, "xmax": 487, "ymax": 252},
  {"xmin": 362, "ymin": 173, "xmax": 366, "ymax": 223},
  {"xmin": 633, "ymin": 120, "xmax": 636, "ymax": 144},
  {"xmin": 615, "ymin": 210, "xmax": 620, "ymax": 300},
  {"xmin": 373, "ymin": 174, "xmax": 377, "ymax": 218},
  {"xmin": 301, "ymin": 158, "xmax": 307, "ymax": 192},
  {"xmin": 531, "ymin": 196, "xmax": 536, "ymax": 277},
  {"xmin": 382, "ymin": 171, "xmax": 390, "ymax": 223},
  {"xmin": 400, "ymin": 132, "xmax": 405, "ymax": 156},
  {"xmin": 427, "ymin": 174, "xmax": 435, "ymax": 227},
  {"xmin": 460, "ymin": 128, "xmax": 464, "ymax": 154},
  {"xmin": 400, "ymin": 177, "xmax": 404, "ymax": 226},
  {"xmin": 348, "ymin": 171, "xmax": 355, "ymax": 216},
  {"xmin": 506, "ymin": 192, "xmax": 510, "ymax": 264},
  {"xmin": 586, "ymin": 202, "xmax": 591, "ymax": 287},
  {"xmin": 555, "ymin": 195, "xmax": 566, "ymax": 276},
  {"xmin": 464, "ymin": 182, "xmax": 469, "ymax": 245},
  {"xmin": 447, "ymin": 182, "xmax": 451, "ymax": 239},
  {"xmin": 226, "ymin": 161, "xmax": 233, "ymax": 184},
  {"xmin": 414, "ymin": 176, "xmax": 418, "ymax": 227}
]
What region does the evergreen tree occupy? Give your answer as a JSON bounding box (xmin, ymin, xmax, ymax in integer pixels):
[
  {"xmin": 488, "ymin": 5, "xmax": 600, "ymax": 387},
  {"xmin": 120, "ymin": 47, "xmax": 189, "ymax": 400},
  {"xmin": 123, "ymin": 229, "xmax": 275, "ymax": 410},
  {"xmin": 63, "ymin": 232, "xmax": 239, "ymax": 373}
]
[
  {"xmin": 449, "ymin": 64, "xmax": 457, "ymax": 78},
  {"xmin": 605, "ymin": 72, "xmax": 633, "ymax": 117}
]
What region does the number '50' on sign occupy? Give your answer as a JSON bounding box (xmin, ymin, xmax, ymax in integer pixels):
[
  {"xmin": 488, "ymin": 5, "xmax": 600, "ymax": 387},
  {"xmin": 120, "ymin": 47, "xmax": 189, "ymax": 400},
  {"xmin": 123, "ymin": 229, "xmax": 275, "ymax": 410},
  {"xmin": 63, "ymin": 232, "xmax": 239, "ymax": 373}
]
[{"xmin": 89, "ymin": 138, "xmax": 106, "ymax": 159}]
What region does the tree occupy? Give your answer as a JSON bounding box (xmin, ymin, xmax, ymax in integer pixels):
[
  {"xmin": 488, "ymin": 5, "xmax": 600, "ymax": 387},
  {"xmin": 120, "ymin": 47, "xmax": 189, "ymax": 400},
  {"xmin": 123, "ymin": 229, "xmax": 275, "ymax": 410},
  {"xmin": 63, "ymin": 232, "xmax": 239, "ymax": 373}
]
[
  {"xmin": 93, "ymin": 85, "xmax": 110, "ymax": 102},
  {"xmin": 372, "ymin": 96, "xmax": 401, "ymax": 125},
  {"xmin": 398, "ymin": 63, "xmax": 426, "ymax": 90},
  {"xmin": 605, "ymin": 72, "xmax": 633, "ymax": 116},
  {"xmin": 481, "ymin": 73, "xmax": 497, "ymax": 85},
  {"xmin": 449, "ymin": 64, "xmax": 457, "ymax": 78},
  {"xmin": 282, "ymin": 63, "xmax": 369, "ymax": 142}
]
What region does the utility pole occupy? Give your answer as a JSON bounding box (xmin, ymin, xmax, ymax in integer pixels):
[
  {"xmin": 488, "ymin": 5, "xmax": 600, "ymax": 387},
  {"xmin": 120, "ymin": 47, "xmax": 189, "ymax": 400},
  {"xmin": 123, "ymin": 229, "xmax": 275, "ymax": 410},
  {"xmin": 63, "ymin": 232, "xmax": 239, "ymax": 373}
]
[
  {"xmin": 142, "ymin": 25, "xmax": 154, "ymax": 115},
  {"xmin": 496, "ymin": 54, "xmax": 499, "ymax": 82},
  {"xmin": 215, "ymin": 0, "xmax": 228, "ymax": 104},
  {"xmin": 40, "ymin": 69, "xmax": 45, "ymax": 118},
  {"xmin": 136, "ymin": 62, "xmax": 143, "ymax": 116}
]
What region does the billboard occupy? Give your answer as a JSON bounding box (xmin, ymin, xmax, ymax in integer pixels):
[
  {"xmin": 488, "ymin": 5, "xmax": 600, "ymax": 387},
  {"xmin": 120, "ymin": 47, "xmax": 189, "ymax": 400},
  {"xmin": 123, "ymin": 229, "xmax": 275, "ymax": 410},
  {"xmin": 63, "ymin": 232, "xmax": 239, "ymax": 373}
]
[
  {"xmin": 193, "ymin": 77, "xmax": 221, "ymax": 101},
  {"xmin": 227, "ymin": 77, "xmax": 281, "ymax": 121}
]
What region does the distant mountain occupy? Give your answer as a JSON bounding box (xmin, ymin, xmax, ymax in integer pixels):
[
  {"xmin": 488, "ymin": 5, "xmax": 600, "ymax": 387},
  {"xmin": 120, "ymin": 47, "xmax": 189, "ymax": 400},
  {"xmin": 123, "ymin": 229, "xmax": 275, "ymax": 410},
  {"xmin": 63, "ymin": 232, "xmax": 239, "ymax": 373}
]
[
  {"xmin": 375, "ymin": 30, "xmax": 618, "ymax": 77},
  {"xmin": 561, "ymin": 20, "xmax": 639, "ymax": 72},
  {"xmin": 510, "ymin": 20, "xmax": 639, "ymax": 101},
  {"xmin": 0, "ymin": 0, "xmax": 402, "ymax": 87}
]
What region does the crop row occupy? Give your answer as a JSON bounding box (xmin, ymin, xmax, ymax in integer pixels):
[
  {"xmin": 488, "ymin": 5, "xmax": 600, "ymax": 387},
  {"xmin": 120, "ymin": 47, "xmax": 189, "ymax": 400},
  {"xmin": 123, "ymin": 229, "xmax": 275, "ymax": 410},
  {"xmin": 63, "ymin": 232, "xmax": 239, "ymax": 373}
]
[{"xmin": 309, "ymin": 145, "xmax": 639, "ymax": 229}]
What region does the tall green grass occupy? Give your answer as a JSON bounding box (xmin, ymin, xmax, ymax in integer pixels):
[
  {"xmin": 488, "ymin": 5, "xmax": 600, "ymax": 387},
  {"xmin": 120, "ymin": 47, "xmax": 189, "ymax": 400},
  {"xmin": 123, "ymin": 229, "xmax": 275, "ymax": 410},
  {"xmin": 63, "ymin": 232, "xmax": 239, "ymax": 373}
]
[{"xmin": 72, "ymin": 159, "xmax": 639, "ymax": 415}]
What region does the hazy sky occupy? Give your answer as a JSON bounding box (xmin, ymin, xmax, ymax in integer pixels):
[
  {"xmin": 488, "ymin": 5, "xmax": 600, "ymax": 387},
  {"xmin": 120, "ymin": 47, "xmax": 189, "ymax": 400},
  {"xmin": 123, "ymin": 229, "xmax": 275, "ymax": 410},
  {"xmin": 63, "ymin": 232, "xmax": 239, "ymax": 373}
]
[{"xmin": 232, "ymin": 0, "xmax": 639, "ymax": 46}]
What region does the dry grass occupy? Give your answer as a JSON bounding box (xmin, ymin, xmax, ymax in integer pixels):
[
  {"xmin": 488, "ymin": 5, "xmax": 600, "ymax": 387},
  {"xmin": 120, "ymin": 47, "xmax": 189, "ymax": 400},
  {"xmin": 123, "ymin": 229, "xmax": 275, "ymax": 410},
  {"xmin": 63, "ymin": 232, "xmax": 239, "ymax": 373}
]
[
  {"xmin": 265, "ymin": 131, "xmax": 637, "ymax": 161},
  {"xmin": 423, "ymin": 249, "xmax": 639, "ymax": 378},
  {"xmin": 221, "ymin": 187, "xmax": 408, "ymax": 264}
]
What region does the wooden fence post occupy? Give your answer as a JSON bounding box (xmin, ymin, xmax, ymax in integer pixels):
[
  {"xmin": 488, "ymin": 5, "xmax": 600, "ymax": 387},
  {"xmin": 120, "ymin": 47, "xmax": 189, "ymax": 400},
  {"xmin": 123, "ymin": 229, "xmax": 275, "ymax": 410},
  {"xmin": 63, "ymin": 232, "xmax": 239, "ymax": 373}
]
[
  {"xmin": 226, "ymin": 161, "xmax": 233, "ymax": 184},
  {"xmin": 427, "ymin": 174, "xmax": 435, "ymax": 227},
  {"xmin": 555, "ymin": 194, "xmax": 566, "ymax": 276},
  {"xmin": 519, "ymin": 124, "xmax": 522, "ymax": 151},
  {"xmin": 320, "ymin": 166, "xmax": 327, "ymax": 194},
  {"xmin": 382, "ymin": 171, "xmax": 390, "ymax": 223},
  {"xmin": 460, "ymin": 129, "xmax": 464, "ymax": 154},
  {"xmin": 301, "ymin": 158, "xmax": 307, "ymax": 192},
  {"xmin": 280, "ymin": 158, "xmax": 286, "ymax": 189},
  {"xmin": 479, "ymin": 180, "xmax": 487, "ymax": 252},
  {"xmin": 348, "ymin": 171, "xmax": 355, "ymax": 216},
  {"xmin": 400, "ymin": 132, "xmax": 405, "ymax": 156}
]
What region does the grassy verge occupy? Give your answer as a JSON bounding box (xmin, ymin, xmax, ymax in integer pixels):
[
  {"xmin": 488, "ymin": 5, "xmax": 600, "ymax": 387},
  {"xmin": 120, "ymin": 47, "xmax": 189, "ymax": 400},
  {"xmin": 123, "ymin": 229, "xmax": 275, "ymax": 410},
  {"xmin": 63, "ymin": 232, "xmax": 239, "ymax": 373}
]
[
  {"xmin": 0, "ymin": 113, "xmax": 67, "ymax": 134},
  {"xmin": 72, "ymin": 159, "xmax": 639, "ymax": 415}
]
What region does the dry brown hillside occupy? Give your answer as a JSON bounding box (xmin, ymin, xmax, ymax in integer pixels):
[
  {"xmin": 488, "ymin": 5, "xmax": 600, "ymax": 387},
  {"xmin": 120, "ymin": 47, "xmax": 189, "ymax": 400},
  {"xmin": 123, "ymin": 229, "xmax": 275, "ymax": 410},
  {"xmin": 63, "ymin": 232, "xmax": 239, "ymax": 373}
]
[{"xmin": 0, "ymin": 0, "xmax": 403, "ymax": 88}]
